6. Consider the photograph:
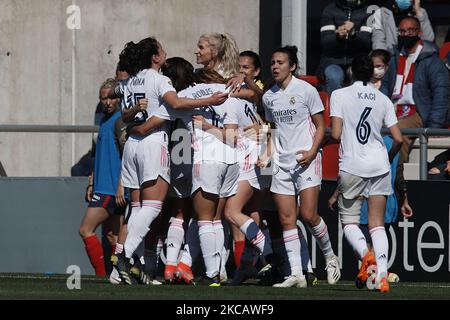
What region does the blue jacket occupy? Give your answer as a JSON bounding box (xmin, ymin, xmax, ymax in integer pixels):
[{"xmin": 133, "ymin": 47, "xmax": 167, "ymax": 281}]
[{"xmin": 381, "ymin": 41, "xmax": 450, "ymax": 128}]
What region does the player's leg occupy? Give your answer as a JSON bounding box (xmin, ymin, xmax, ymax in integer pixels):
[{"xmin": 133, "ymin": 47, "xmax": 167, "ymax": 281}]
[
  {"xmin": 368, "ymin": 194, "xmax": 389, "ymax": 292},
  {"xmin": 176, "ymin": 217, "xmax": 200, "ymax": 284},
  {"xmin": 272, "ymin": 193, "xmax": 306, "ymax": 288},
  {"xmin": 299, "ymin": 185, "xmax": 340, "ymax": 284},
  {"xmin": 193, "ymin": 188, "xmax": 220, "ymax": 285},
  {"xmin": 79, "ymin": 205, "xmax": 109, "ymax": 276},
  {"xmin": 214, "ymin": 198, "xmax": 230, "ymax": 283},
  {"xmin": 337, "ymin": 171, "xmax": 374, "ymax": 288},
  {"xmin": 165, "ymin": 197, "xmax": 191, "ymax": 283}
]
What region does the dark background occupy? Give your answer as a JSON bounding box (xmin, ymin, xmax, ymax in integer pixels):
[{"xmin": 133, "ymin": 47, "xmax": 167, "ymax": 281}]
[{"xmin": 259, "ymin": 0, "xmax": 450, "ymax": 81}]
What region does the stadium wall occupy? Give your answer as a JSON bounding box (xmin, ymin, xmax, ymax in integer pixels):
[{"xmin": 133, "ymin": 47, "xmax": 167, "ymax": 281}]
[
  {"xmin": 0, "ymin": 0, "xmax": 260, "ymax": 177},
  {"xmin": 1, "ymin": 178, "xmax": 449, "ymax": 282},
  {"xmin": 0, "ymin": 177, "xmax": 97, "ymax": 275}
]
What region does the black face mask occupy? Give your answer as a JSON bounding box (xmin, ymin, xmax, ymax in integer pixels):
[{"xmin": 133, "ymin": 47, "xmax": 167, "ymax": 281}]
[{"xmin": 398, "ymin": 35, "xmax": 420, "ymax": 50}]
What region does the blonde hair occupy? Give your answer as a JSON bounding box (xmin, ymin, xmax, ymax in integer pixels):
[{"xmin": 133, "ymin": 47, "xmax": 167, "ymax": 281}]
[
  {"xmin": 200, "ymin": 33, "xmax": 239, "ymax": 78},
  {"xmin": 99, "ymin": 78, "xmax": 118, "ymax": 92},
  {"xmin": 99, "ymin": 78, "xmax": 118, "ymax": 98}
]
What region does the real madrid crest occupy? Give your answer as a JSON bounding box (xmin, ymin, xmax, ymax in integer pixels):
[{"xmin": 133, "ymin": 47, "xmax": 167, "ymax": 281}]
[{"xmin": 289, "ymin": 96, "xmax": 296, "ymax": 105}]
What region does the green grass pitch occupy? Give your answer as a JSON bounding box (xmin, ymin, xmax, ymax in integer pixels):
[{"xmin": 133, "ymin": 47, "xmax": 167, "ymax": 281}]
[{"xmin": 1, "ymin": 273, "xmax": 450, "ymax": 300}]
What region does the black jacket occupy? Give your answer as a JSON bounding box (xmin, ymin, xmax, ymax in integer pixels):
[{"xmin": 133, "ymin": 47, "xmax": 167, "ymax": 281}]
[{"xmin": 319, "ymin": 0, "xmax": 372, "ymax": 73}]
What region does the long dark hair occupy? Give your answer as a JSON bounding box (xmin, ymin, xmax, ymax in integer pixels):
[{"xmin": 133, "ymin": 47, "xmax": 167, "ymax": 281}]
[
  {"xmin": 118, "ymin": 37, "xmax": 159, "ymax": 77},
  {"xmin": 118, "ymin": 41, "xmax": 141, "ymax": 76},
  {"xmin": 161, "ymin": 57, "xmax": 197, "ymax": 92},
  {"xmin": 137, "ymin": 37, "xmax": 159, "ymax": 71}
]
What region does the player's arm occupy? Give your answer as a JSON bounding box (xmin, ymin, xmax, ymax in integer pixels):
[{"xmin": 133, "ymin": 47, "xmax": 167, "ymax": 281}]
[
  {"xmin": 330, "ymin": 116, "xmax": 343, "ymax": 142},
  {"xmin": 400, "ymin": 192, "xmax": 413, "ymax": 218},
  {"xmin": 256, "ymin": 122, "xmax": 273, "ymax": 168},
  {"xmin": 122, "ymin": 98, "xmax": 147, "ymax": 123},
  {"xmin": 85, "ymin": 172, "xmax": 94, "ymax": 202},
  {"xmin": 297, "ymin": 112, "xmax": 326, "ymax": 167},
  {"xmin": 230, "ymin": 88, "xmax": 260, "ymax": 105},
  {"xmin": 193, "ymin": 115, "xmax": 238, "ymax": 146},
  {"xmin": 387, "ymin": 124, "xmax": 403, "ymax": 163},
  {"xmin": 127, "ymin": 116, "xmax": 167, "ymax": 136},
  {"xmin": 328, "ymin": 187, "xmax": 339, "ymax": 212},
  {"xmin": 163, "ymin": 91, "xmax": 228, "ymax": 110},
  {"xmin": 226, "ymin": 73, "xmax": 263, "ymax": 105},
  {"xmin": 115, "ymin": 177, "xmax": 127, "ymax": 207}
]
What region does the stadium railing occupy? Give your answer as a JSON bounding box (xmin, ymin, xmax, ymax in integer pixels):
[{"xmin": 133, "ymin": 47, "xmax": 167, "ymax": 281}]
[{"xmin": 0, "ymin": 125, "xmax": 449, "ymax": 180}]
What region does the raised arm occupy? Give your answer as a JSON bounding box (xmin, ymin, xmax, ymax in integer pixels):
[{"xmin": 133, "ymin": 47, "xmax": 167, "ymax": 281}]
[{"xmin": 163, "ymin": 91, "xmax": 228, "ymax": 110}]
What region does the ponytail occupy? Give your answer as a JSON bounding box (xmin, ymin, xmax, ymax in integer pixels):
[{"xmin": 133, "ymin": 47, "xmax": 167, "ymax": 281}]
[
  {"xmin": 118, "ymin": 41, "xmax": 141, "ymax": 76},
  {"xmin": 201, "ymin": 33, "xmax": 239, "ymax": 78}
]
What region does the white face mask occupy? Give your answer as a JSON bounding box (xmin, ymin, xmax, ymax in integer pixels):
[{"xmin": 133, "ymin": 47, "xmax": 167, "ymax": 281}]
[{"xmin": 373, "ymin": 66, "xmax": 386, "ymax": 79}]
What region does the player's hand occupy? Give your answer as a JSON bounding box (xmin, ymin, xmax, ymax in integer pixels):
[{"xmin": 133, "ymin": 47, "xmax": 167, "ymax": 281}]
[
  {"xmin": 296, "ymin": 149, "xmax": 317, "ymax": 167},
  {"xmin": 256, "ymin": 155, "xmax": 270, "ymax": 168},
  {"xmin": 226, "ymin": 73, "xmax": 245, "ymax": 93},
  {"xmin": 137, "ymin": 98, "xmax": 148, "ymax": 111},
  {"xmin": 414, "ymin": 0, "xmax": 422, "ymax": 15},
  {"xmin": 328, "ymin": 192, "xmax": 338, "ymax": 212},
  {"xmin": 192, "ymin": 115, "xmax": 210, "ymax": 131},
  {"xmin": 85, "ymin": 185, "xmax": 93, "ymax": 203},
  {"xmin": 401, "ymin": 201, "xmax": 413, "ymax": 218},
  {"xmin": 208, "ymin": 92, "xmax": 228, "ymax": 106},
  {"xmin": 115, "ymin": 185, "xmax": 127, "ymax": 207}
]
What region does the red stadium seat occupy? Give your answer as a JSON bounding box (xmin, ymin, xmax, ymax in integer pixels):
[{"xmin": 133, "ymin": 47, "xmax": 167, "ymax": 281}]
[
  {"xmin": 298, "ymin": 75, "xmax": 319, "ymax": 88},
  {"xmin": 439, "ymin": 42, "xmax": 450, "ymax": 60},
  {"xmin": 319, "ymin": 91, "xmax": 339, "ymax": 180}
]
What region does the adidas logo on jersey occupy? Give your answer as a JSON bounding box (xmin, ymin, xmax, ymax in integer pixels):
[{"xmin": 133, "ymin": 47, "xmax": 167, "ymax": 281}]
[{"xmin": 306, "ymin": 177, "xmax": 312, "ymax": 182}]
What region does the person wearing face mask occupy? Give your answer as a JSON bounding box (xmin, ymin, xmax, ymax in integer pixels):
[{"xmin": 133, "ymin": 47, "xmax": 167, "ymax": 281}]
[
  {"xmin": 319, "ymin": 0, "xmax": 373, "ymax": 94},
  {"xmin": 370, "ymin": 49, "xmax": 391, "ymax": 89},
  {"xmin": 381, "ymin": 16, "xmax": 449, "ymax": 192},
  {"xmin": 372, "ymin": 0, "xmax": 435, "ymax": 53}
]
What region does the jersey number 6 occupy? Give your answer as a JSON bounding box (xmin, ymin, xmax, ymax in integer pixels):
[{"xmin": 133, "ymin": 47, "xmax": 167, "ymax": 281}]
[{"xmin": 356, "ymin": 107, "xmax": 372, "ymax": 145}]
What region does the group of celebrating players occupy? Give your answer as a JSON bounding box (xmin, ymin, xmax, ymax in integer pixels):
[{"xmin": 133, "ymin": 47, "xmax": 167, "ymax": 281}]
[{"xmin": 79, "ymin": 32, "xmax": 405, "ymax": 293}]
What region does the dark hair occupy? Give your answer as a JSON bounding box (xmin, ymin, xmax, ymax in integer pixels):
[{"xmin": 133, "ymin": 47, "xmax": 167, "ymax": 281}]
[
  {"xmin": 352, "ymin": 54, "xmax": 374, "ymax": 82},
  {"xmin": 239, "ymin": 50, "xmax": 262, "ymax": 80},
  {"xmin": 161, "ymin": 57, "xmax": 196, "ymax": 92},
  {"xmin": 137, "ymin": 37, "xmax": 159, "ymax": 71},
  {"xmin": 118, "ymin": 37, "xmax": 159, "ymax": 77},
  {"xmin": 273, "ymin": 45, "xmax": 298, "ymax": 74},
  {"xmin": 370, "ymin": 49, "xmax": 391, "ymax": 65},
  {"xmin": 118, "ymin": 41, "xmax": 141, "ymax": 76}
]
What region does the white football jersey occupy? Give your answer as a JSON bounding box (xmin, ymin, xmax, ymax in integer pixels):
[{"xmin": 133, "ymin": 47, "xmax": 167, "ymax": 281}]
[
  {"xmin": 226, "ymin": 98, "xmax": 261, "ymax": 165},
  {"xmin": 117, "ymin": 78, "xmax": 130, "ymax": 113},
  {"xmin": 154, "ymin": 83, "xmax": 239, "ymax": 164},
  {"xmin": 126, "ymin": 68, "xmax": 176, "ymax": 142},
  {"xmin": 263, "ymin": 77, "xmax": 324, "ymax": 169},
  {"xmin": 330, "ymin": 81, "xmax": 398, "ymax": 178}
]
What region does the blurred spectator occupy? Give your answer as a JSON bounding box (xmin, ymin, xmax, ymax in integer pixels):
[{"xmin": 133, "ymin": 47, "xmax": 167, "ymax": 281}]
[
  {"xmin": 372, "ymin": 0, "xmax": 435, "ymax": 53},
  {"xmin": 428, "ymin": 149, "xmax": 450, "ymax": 180},
  {"xmin": 319, "ymin": 0, "xmax": 373, "ymax": 94},
  {"xmin": 381, "ymin": 16, "xmax": 449, "ymax": 165}
]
